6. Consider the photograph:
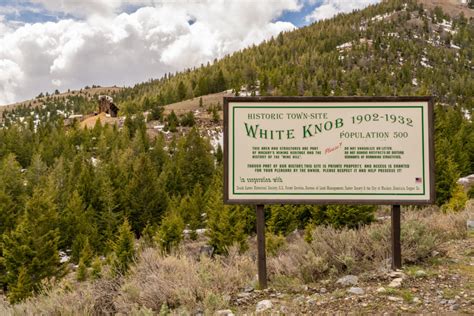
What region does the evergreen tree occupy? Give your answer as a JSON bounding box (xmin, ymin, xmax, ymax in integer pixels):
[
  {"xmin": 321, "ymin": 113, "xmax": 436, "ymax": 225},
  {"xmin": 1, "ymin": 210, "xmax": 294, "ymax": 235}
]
[
  {"xmin": 156, "ymin": 210, "xmax": 185, "ymax": 253},
  {"xmin": 91, "ymin": 257, "xmax": 102, "ymax": 279},
  {"xmin": 7, "ymin": 266, "xmax": 32, "ymax": 304},
  {"xmin": 165, "ymin": 110, "xmax": 179, "ymax": 132},
  {"xmin": 25, "ymin": 153, "xmax": 48, "ymax": 194},
  {"xmin": 60, "ymin": 191, "xmax": 98, "ymax": 260},
  {"xmin": 324, "ymin": 205, "xmax": 376, "ymax": 229},
  {"xmin": 0, "ymin": 189, "xmax": 17, "ymax": 236},
  {"xmin": 177, "ymin": 81, "xmax": 187, "ymax": 101},
  {"xmin": 175, "ymin": 127, "xmax": 215, "ymax": 195},
  {"xmin": 2, "ymin": 189, "xmax": 62, "ymax": 302},
  {"xmin": 442, "ymin": 184, "xmax": 468, "ymax": 213},
  {"xmin": 124, "ymin": 153, "xmax": 168, "ymax": 234},
  {"xmin": 149, "ymin": 135, "xmax": 169, "ymax": 175},
  {"xmin": 79, "ymin": 237, "xmax": 94, "ymax": 266},
  {"xmin": 267, "ymin": 205, "xmax": 299, "ymax": 235},
  {"xmin": 76, "ymin": 258, "xmax": 88, "ymax": 282},
  {"xmin": 140, "ymin": 222, "xmax": 157, "ymax": 247},
  {"xmin": 111, "ymin": 219, "xmax": 136, "ymax": 276},
  {"xmin": 0, "ymin": 154, "xmax": 25, "ymax": 205},
  {"xmin": 215, "ymin": 69, "xmax": 226, "ymax": 92},
  {"xmin": 206, "ymin": 174, "xmax": 247, "ymax": 254}
]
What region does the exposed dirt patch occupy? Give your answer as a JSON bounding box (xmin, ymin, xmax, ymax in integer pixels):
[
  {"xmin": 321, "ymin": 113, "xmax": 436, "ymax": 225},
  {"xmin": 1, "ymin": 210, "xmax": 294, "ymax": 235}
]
[
  {"xmin": 163, "ymin": 91, "xmax": 233, "ymax": 115},
  {"xmin": 80, "ymin": 112, "xmax": 122, "ymax": 129}
]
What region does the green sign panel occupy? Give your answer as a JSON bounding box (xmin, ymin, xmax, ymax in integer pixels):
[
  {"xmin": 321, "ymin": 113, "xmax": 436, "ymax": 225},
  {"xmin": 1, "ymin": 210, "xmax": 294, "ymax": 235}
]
[{"xmin": 224, "ymin": 97, "xmax": 434, "ymax": 205}]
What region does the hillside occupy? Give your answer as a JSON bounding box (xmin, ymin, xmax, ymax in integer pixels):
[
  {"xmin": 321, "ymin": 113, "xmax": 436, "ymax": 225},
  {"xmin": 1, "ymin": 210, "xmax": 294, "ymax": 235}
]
[
  {"xmin": 0, "ymin": 86, "xmax": 123, "ymax": 116},
  {"xmin": 0, "ymin": 0, "xmax": 472, "ymax": 312},
  {"xmin": 111, "ymin": 0, "xmax": 473, "ymax": 114},
  {"xmin": 418, "ymin": 0, "xmax": 474, "ymax": 18}
]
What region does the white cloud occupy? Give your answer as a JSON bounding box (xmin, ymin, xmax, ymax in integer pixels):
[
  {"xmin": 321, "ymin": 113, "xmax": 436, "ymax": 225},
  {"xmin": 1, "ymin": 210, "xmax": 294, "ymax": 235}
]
[
  {"xmin": 30, "ymin": 0, "xmax": 123, "ymax": 18},
  {"xmin": 305, "ymin": 0, "xmax": 380, "ymax": 22},
  {"xmin": 0, "ymin": 59, "xmax": 24, "ymax": 104},
  {"xmin": 0, "ymin": 0, "xmax": 300, "ymax": 105}
]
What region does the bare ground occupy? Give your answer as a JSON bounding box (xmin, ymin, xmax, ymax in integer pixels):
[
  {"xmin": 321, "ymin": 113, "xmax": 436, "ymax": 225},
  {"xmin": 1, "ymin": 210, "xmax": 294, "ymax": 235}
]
[{"xmin": 163, "ymin": 91, "xmax": 233, "ymax": 115}]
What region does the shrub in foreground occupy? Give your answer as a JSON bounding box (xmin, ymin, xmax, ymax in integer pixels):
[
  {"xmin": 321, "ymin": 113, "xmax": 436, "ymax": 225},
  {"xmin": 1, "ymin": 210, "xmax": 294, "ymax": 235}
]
[{"xmin": 1, "ymin": 209, "xmax": 470, "ymax": 314}]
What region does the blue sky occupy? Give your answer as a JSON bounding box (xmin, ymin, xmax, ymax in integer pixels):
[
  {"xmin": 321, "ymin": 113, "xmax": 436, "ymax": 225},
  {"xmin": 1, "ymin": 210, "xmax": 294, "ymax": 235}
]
[{"xmin": 0, "ymin": 0, "xmax": 380, "ymax": 105}]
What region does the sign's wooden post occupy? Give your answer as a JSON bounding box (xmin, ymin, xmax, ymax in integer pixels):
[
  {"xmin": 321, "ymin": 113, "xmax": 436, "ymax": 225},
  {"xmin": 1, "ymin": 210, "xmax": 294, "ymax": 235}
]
[
  {"xmin": 391, "ymin": 204, "xmax": 402, "ymax": 269},
  {"xmin": 256, "ymin": 204, "xmax": 268, "ymax": 289}
]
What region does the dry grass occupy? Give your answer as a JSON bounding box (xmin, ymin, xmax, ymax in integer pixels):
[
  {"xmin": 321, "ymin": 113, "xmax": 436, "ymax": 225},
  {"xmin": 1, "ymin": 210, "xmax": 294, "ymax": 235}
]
[
  {"xmin": 0, "ymin": 208, "xmax": 471, "ymax": 314},
  {"xmin": 0, "ymin": 86, "xmax": 123, "ymax": 111},
  {"xmin": 80, "ymin": 112, "xmax": 122, "ymax": 129},
  {"xmin": 115, "ymin": 246, "xmax": 255, "ymax": 314},
  {"xmin": 163, "ymin": 91, "xmax": 233, "ymax": 115},
  {"xmin": 268, "ymin": 208, "xmax": 470, "ymax": 282}
]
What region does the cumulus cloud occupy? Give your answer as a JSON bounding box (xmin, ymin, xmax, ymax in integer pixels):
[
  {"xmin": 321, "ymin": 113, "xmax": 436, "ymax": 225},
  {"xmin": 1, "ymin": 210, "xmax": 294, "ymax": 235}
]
[
  {"xmin": 0, "ymin": 59, "xmax": 24, "ymax": 104},
  {"xmin": 0, "ymin": 0, "xmax": 300, "ymax": 105},
  {"xmin": 305, "ymin": 0, "xmax": 380, "ymax": 22},
  {"xmin": 30, "ymin": 0, "xmax": 124, "ymax": 18}
]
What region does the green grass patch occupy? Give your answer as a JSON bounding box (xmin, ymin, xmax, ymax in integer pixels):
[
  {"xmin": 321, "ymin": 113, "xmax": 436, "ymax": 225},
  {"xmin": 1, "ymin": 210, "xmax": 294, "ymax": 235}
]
[
  {"xmin": 400, "ymin": 289, "xmax": 414, "ymax": 303},
  {"xmin": 270, "ymin": 275, "xmax": 303, "ymax": 291},
  {"xmin": 404, "ymin": 265, "xmax": 432, "ymax": 278},
  {"xmin": 384, "ymin": 287, "xmax": 400, "ymax": 296},
  {"xmin": 442, "ymin": 288, "xmax": 457, "ymax": 299},
  {"xmin": 332, "ymin": 289, "xmax": 346, "ymax": 299}
]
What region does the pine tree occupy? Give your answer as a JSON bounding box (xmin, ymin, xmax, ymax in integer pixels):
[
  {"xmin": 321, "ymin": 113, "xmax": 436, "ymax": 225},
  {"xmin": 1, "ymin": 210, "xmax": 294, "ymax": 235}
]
[
  {"xmin": 177, "ymin": 184, "xmax": 205, "ymax": 233},
  {"xmin": 175, "ymin": 127, "xmax": 215, "ymax": 195},
  {"xmin": 2, "ymin": 189, "xmax": 62, "ymax": 302},
  {"xmin": 215, "ymin": 69, "xmax": 226, "ymax": 92},
  {"xmin": 267, "ymin": 205, "xmax": 298, "ymax": 235},
  {"xmin": 8, "ymin": 266, "xmax": 32, "ymax": 304},
  {"xmin": 0, "ymin": 154, "xmax": 25, "ymax": 205},
  {"xmin": 149, "ymin": 135, "xmax": 169, "ymax": 175},
  {"xmin": 111, "ymin": 219, "xmax": 136, "ymax": 276},
  {"xmin": 0, "ymin": 188, "xmax": 17, "ymax": 236},
  {"xmin": 177, "ymin": 81, "xmax": 187, "ymax": 101},
  {"xmin": 95, "ymin": 167, "xmax": 120, "ymax": 251},
  {"xmin": 166, "ymin": 110, "xmax": 178, "ymax": 132},
  {"xmin": 76, "ymin": 258, "xmax": 88, "ymax": 282},
  {"xmin": 324, "ymin": 205, "xmax": 376, "ymax": 229},
  {"xmin": 156, "ymin": 210, "xmax": 185, "ymax": 253},
  {"xmin": 205, "ymin": 174, "xmax": 247, "ymax": 254},
  {"xmin": 60, "ymin": 191, "xmax": 98, "ymax": 260},
  {"xmin": 25, "ymin": 153, "xmax": 48, "ymax": 194},
  {"xmin": 79, "ymin": 237, "xmax": 94, "ymax": 266},
  {"xmin": 124, "ymin": 153, "xmax": 168, "ymax": 234},
  {"xmin": 442, "ymin": 184, "xmax": 468, "ymax": 213},
  {"xmin": 140, "ymin": 222, "xmax": 157, "ymax": 247},
  {"xmin": 91, "ymin": 257, "xmax": 102, "ymax": 279}
]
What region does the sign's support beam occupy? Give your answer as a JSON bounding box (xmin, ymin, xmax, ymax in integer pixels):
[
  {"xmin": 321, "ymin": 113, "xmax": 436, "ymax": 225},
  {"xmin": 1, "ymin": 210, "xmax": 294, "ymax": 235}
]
[
  {"xmin": 256, "ymin": 204, "xmax": 268, "ymax": 289},
  {"xmin": 391, "ymin": 204, "xmax": 402, "ymax": 270}
]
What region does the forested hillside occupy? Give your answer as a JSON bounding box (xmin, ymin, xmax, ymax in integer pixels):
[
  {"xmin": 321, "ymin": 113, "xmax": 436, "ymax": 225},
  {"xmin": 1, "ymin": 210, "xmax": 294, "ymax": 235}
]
[{"xmin": 0, "ymin": 0, "xmax": 473, "ymax": 306}]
